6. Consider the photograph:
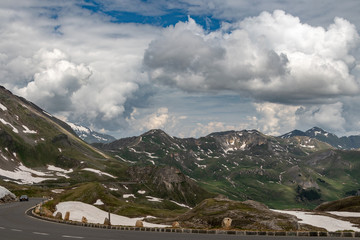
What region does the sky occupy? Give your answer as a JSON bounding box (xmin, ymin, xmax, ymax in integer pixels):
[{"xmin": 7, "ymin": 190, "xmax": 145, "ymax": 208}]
[{"xmin": 0, "ymin": 0, "xmax": 360, "ymax": 138}]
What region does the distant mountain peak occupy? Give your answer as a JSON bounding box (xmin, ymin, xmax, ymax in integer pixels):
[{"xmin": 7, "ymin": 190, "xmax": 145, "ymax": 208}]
[
  {"xmin": 305, "ymin": 127, "xmax": 334, "ymax": 138},
  {"xmin": 280, "ymin": 129, "xmax": 307, "ymax": 139},
  {"xmin": 67, "ymin": 122, "xmax": 116, "ymax": 144}
]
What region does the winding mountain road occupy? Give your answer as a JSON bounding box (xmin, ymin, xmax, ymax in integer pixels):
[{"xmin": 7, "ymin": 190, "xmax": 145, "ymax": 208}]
[{"xmin": 0, "ymin": 198, "xmax": 348, "ymax": 240}]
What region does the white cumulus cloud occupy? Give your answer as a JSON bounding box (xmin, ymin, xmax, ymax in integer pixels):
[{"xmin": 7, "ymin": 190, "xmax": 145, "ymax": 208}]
[{"xmin": 144, "ymin": 11, "xmax": 360, "ymax": 104}]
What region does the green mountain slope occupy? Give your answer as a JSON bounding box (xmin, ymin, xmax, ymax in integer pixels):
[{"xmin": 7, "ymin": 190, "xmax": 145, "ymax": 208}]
[
  {"xmin": 0, "ymin": 86, "xmax": 213, "ymax": 211},
  {"xmin": 95, "ymin": 128, "xmax": 360, "ymax": 209}
]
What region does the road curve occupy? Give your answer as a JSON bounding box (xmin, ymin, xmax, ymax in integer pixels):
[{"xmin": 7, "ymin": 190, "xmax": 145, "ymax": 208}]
[{"xmin": 0, "ymin": 198, "xmax": 348, "ymax": 240}]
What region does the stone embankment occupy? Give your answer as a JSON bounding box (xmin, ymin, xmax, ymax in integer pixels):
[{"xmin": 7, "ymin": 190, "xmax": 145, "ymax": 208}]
[{"xmin": 30, "ymin": 206, "xmax": 360, "ymax": 237}]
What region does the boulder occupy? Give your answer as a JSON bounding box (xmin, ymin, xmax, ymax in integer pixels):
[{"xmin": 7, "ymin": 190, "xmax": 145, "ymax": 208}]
[
  {"xmin": 81, "ymin": 216, "xmax": 88, "ymax": 223},
  {"xmin": 55, "ymin": 212, "xmax": 63, "ymax": 220},
  {"xmin": 34, "ymin": 205, "xmax": 40, "ymax": 214},
  {"xmin": 222, "ymin": 217, "xmax": 232, "ymax": 229},
  {"xmin": 40, "ymin": 207, "xmax": 53, "ymax": 217},
  {"xmin": 172, "ymin": 221, "xmax": 180, "ymax": 228},
  {"xmin": 64, "ymin": 211, "xmax": 70, "ymax": 221},
  {"xmin": 104, "ymin": 217, "xmax": 111, "ymax": 225},
  {"xmin": 135, "ymin": 220, "xmax": 143, "ymax": 227}
]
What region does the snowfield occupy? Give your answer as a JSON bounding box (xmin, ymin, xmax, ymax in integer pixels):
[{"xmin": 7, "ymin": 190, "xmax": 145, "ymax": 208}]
[
  {"xmin": 272, "ymin": 210, "xmax": 360, "ymax": 231},
  {"xmin": 0, "ymin": 163, "xmax": 55, "ymax": 184},
  {"xmin": 328, "ymin": 211, "xmax": 360, "ymax": 217},
  {"xmin": 0, "ymin": 186, "xmax": 15, "ymax": 199},
  {"xmin": 0, "ymin": 163, "xmax": 77, "ymax": 184},
  {"xmin": 54, "ymin": 201, "xmax": 169, "ymax": 227}
]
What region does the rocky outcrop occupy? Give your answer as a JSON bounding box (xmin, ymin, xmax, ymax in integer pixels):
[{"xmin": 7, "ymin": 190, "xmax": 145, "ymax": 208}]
[
  {"xmin": 173, "ymin": 197, "xmax": 300, "ymax": 230},
  {"xmin": 127, "ymin": 166, "xmax": 214, "ymax": 206}
]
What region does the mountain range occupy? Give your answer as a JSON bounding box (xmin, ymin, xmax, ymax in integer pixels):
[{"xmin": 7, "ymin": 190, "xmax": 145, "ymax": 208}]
[
  {"xmin": 281, "ymin": 126, "xmax": 360, "ymax": 150},
  {"xmin": 94, "ymin": 128, "xmax": 360, "ymax": 209},
  {"xmin": 0, "ymin": 86, "xmax": 214, "ymax": 215},
  {"xmin": 1, "ymin": 85, "xmax": 360, "ymax": 212}
]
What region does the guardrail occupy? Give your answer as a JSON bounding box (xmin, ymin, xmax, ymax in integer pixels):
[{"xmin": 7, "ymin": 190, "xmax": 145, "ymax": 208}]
[{"xmin": 28, "ymin": 207, "xmax": 360, "ymax": 237}]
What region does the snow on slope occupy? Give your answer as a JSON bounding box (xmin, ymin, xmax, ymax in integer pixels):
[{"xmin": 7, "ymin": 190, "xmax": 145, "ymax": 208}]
[
  {"xmin": 328, "ymin": 211, "xmax": 360, "ymax": 217},
  {"xmin": 82, "ymin": 168, "xmax": 116, "ymax": 178},
  {"xmin": 0, "ymin": 118, "xmax": 18, "ymax": 133},
  {"xmin": 272, "ymin": 210, "xmax": 360, "ymax": 231},
  {"xmin": 0, "ymin": 103, "xmax": 7, "ymax": 111},
  {"xmin": 0, "ymin": 186, "xmax": 15, "ymax": 199},
  {"xmin": 0, "ymin": 163, "xmax": 54, "ymax": 184},
  {"xmin": 0, "ymin": 163, "xmax": 75, "ymax": 184},
  {"xmin": 54, "ymin": 201, "xmax": 169, "ymax": 227}
]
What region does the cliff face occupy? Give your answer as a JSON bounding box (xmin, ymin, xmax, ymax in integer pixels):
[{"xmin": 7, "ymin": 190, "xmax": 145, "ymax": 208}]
[
  {"xmin": 127, "ymin": 165, "xmax": 215, "ymax": 206},
  {"xmin": 160, "ymin": 197, "xmax": 319, "ymax": 231}
]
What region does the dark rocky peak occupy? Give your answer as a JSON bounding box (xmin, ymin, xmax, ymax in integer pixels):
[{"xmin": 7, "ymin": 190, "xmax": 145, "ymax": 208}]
[
  {"xmin": 142, "ymin": 129, "xmax": 169, "ymax": 137},
  {"xmin": 207, "ymin": 129, "xmax": 261, "ymax": 138},
  {"xmin": 140, "ymin": 129, "xmax": 177, "ymax": 145},
  {"xmin": 280, "ymin": 129, "xmax": 307, "ymax": 139},
  {"xmin": 305, "ymin": 127, "xmax": 336, "ymax": 138}
]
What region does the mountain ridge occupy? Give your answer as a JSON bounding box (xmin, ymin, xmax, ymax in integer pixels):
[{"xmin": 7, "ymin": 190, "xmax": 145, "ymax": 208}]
[{"xmin": 281, "ymin": 126, "xmax": 360, "ymax": 149}]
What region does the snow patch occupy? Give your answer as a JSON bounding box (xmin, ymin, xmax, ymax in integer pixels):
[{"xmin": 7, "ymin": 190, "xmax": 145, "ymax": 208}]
[
  {"xmin": 93, "ymin": 199, "xmax": 104, "ymax": 205},
  {"xmin": 47, "ymin": 165, "xmax": 73, "ymax": 174},
  {"xmin": 146, "ymin": 196, "xmax": 163, "ymax": 202},
  {"xmin": 51, "ymin": 189, "xmax": 65, "ymax": 194},
  {"xmin": 0, "ymin": 163, "xmax": 55, "ymax": 184},
  {"xmin": 0, "ymin": 118, "xmax": 18, "ymax": 133},
  {"xmin": 54, "ymin": 201, "xmax": 169, "ymax": 227},
  {"xmin": 0, "ymin": 186, "xmax": 15, "ymax": 199},
  {"xmin": 328, "ymin": 211, "xmax": 360, "ymax": 217},
  {"xmin": 240, "ymin": 142, "xmax": 246, "ymax": 150},
  {"xmin": 0, "ymin": 103, "xmax": 7, "ymax": 111},
  {"xmin": 67, "ymin": 122, "xmax": 90, "ymax": 134},
  {"xmin": 137, "ymin": 190, "xmax": 146, "ymax": 194},
  {"xmin": 115, "ymin": 155, "xmax": 135, "ymax": 164},
  {"xmin": 82, "ymin": 168, "xmax": 116, "ymax": 178},
  {"xmin": 22, "ymin": 125, "xmax": 37, "ymax": 134},
  {"xmin": 170, "ymin": 200, "xmax": 192, "ymax": 209},
  {"xmin": 123, "ymin": 194, "xmax": 136, "ymax": 199},
  {"xmin": 272, "ymin": 210, "xmax": 360, "ymax": 231},
  {"xmin": 300, "ymin": 144, "xmax": 315, "ymax": 149},
  {"xmin": 194, "ymin": 162, "xmax": 206, "ymax": 169}
]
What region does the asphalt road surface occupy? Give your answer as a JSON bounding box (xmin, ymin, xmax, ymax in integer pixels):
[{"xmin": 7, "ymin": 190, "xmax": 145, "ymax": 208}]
[{"xmin": 0, "ymin": 198, "xmax": 351, "ymax": 240}]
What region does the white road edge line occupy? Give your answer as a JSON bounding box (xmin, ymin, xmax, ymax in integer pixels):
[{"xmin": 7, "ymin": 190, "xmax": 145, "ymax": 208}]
[
  {"xmin": 11, "ymin": 229, "xmax": 23, "ymax": 232},
  {"xmin": 62, "ymin": 235, "xmax": 84, "ymax": 239},
  {"xmin": 33, "ymin": 232, "xmax": 49, "ymax": 235}
]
